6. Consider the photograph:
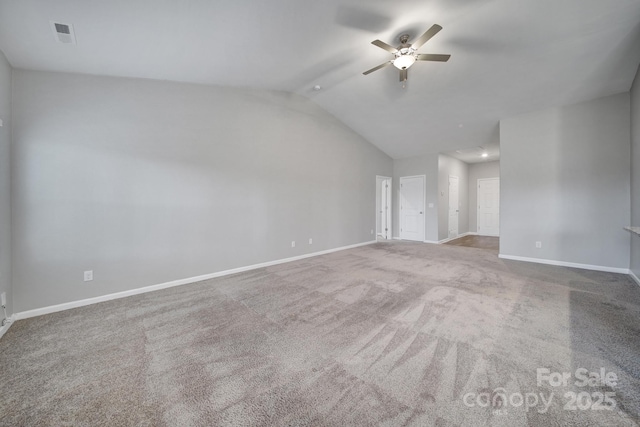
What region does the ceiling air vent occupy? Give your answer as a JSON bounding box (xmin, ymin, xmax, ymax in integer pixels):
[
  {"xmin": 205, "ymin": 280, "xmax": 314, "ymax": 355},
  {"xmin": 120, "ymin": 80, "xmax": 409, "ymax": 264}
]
[{"xmin": 50, "ymin": 21, "xmax": 76, "ymax": 44}]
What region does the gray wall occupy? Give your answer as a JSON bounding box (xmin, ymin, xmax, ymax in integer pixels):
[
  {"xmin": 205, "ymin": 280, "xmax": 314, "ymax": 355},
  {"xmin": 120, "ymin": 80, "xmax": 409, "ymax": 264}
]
[
  {"xmin": 468, "ymin": 161, "xmax": 500, "ymax": 233},
  {"xmin": 438, "ymin": 154, "xmax": 469, "ymax": 241},
  {"xmin": 632, "ymin": 64, "xmax": 640, "ymax": 278},
  {"xmin": 392, "ymin": 154, "xmax": 439, "ymax": 242},
  {"xmin": 500, "ymin": 93, "xmax": 631, "ymax": 269},
  {"xmin": 12, "ymin": 70, "xmax": 392, "ymax": 313},
  {"xmin": 0, "ymin": 51, "xmax": 11, "ymax": 317}
]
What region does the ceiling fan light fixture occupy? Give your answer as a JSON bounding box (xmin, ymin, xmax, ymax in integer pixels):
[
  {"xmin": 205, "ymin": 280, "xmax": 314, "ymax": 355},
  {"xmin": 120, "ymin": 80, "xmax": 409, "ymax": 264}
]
[
  {"xmin": 363, "ymin": 24, "xmax": 449, "ymax": 80},
  {"xmin": 393, "ymin": 54, "xmax": 416, "ymax": 70}
]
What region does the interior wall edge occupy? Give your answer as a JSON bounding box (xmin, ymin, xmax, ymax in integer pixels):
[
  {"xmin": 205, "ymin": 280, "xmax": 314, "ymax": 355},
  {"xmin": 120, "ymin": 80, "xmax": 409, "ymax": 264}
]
[{"xmin": 0, "ymin": 48, "xmax": 13, "ymax": 320}]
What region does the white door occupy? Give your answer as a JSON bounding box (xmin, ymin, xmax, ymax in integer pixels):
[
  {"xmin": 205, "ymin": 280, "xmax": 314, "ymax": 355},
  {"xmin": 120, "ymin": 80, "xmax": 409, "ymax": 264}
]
[
  {"xmin": 478, "ymin": 178, "xmax": 500, "ymax": 236},
  {"xmin": 400, "ymin": 176, "xmax": 425, "ymax": 241},
  {"xmin": 380, "ymin": 178, "xmax": 391, "ymax": 239},
  {"xmin": 448, "ymin": 175, "xmax": 459, "ymax": 238}
]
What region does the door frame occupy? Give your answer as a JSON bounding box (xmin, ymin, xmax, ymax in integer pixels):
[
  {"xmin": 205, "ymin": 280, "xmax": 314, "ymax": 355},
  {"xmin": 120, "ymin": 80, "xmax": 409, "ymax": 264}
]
[
  {"xmin": 376, "ymin": 175, "xmax": 392, "ymax": 240},
  {"xmin": 448, "ymin": 175, "xmax": 459, "ymax": 238},
  {"xmin": 477, "ymin": 177, "xmax": 500, "ymax": 237},
  {"xmin": 399, "ymin": 175, "xmax": 426, "ymax": 242}
]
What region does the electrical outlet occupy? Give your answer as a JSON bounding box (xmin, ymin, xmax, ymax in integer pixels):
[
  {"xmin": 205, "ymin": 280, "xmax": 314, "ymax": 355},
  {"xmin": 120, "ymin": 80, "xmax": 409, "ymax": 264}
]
[
  {"xmin": 370, "ymin": 229, "xmax": 374, "ymax": 234},
  {"xmin": 291, "ymin": 241, "xmax": 295, "ymax": 248},
  {"xmin": 84, "ymin": 270, "xmax": 93, "ymax": 281},
  {"xmin": 1, "ymin": 292, "xmax": 6, "ymax": 306},
  {"xmin": 535, "ymin": 241, "xmax": 542, "ymax": 249},
  {"xmin": 309, "ymin": 238, "xmax": 312, "ymax": 245}
]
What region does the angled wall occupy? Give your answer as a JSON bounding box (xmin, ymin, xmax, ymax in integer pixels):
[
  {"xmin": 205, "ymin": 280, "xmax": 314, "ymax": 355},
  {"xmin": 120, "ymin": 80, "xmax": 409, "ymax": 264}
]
[
  {"xmin": 11, "ymin": 70, "xmax": 392, "ymax": 313},
  {"xmin": 500, "ymin": 93, "xmax": 631, "ymax": 271}
]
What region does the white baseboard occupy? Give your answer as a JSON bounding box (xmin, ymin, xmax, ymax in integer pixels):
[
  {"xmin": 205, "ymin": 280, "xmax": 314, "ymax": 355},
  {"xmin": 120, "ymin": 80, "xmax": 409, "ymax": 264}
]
[
  {"xmin": 498, "ymin": 254, "xmax": 630, "ymax": 274},
  {"xmin": 14, "ymin": 240, "xmax": 376, "ymax": 321},
  {"xmin": 0, "ymin": 315, "xmax": 15, "ymax": 340},
  {"xmin": 630, "ymin": 270, "xmax": 640, "ymax": 286}
]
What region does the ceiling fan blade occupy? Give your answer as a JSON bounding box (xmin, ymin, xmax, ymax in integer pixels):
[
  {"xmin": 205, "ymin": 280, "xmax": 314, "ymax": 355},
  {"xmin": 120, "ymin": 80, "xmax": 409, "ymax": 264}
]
[
  {"xmin": 416, "ymin": 53, "xmax": 451, "ymax": 62},
  {"xmin": 363, "ymin": 61, "xmax": 392, "ymax": 75},
  {"xmin": 399, "ymin": 68, "xmax": 407, "ymax": 82},
  {"xmin": 411, "ymin": 24, "xmax": 443, "ymax": 49},
  {"xmin": 371, "ymin": 39, "xmax": 398, "ymax": 53}
]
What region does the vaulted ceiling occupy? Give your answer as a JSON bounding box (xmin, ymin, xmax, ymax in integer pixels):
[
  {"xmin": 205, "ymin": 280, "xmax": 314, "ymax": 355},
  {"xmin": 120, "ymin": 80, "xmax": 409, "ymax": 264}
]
[{"xmin": 1, "ymin": 0, "xmax": 639, "ymax": 159}]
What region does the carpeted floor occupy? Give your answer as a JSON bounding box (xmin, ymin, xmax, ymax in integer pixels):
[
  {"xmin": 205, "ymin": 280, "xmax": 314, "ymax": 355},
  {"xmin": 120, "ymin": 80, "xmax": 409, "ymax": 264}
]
[
  {"xmin": 444, "ymin": 235, "xmax": 500, "ymax": 251},
  {"xmin": 1, "ymin": 241, "xmax": 639, "ymax": 426}
]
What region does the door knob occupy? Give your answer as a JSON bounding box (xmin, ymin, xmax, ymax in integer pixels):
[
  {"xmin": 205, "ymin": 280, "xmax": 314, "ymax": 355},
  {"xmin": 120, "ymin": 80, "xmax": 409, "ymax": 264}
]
[{"xmin": 420, "ymin": 212, "xmax": 423, "ymax": 214}]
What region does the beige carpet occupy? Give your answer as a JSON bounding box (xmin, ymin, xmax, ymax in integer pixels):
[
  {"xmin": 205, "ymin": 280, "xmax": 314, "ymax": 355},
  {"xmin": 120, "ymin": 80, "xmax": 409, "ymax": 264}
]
[
  {"xmin": 1, "ymin": 241, "xmax": 639, "ymax": 426},
  {"xmin": 444, "ymin": 235, "xmax": 500, "ymax": 251}
]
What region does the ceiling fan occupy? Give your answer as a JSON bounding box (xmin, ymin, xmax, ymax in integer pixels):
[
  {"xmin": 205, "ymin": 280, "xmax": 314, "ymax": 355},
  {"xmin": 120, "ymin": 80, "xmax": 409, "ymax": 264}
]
[{"xmin": 363, "ymin": 24, "xmax": 450, "ymax": 84}]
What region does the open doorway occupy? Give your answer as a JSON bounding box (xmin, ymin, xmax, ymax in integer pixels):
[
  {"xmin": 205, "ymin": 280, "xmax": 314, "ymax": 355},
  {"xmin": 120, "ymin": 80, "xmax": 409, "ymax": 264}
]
[
  {"xmin": 376, "ymin": 176, "xmax": 392, "ymax": 240},
  {"xmin": 439, "ymin": 143, "xmax": 500, "ymax": 248}
]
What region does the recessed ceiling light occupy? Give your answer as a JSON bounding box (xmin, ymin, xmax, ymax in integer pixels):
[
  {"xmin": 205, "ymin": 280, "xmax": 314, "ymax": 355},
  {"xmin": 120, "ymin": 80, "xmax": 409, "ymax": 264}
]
[
  {"xmin": 458, "ymin": 124, "xmax": 463, "ymax": 128},
  {"xmin": 313, "ymin": 85, "xmax": 322, "ymax": 91},
  {"xmin": 481, "ymin": 153, "xmax": 488, "ymax": 158}
]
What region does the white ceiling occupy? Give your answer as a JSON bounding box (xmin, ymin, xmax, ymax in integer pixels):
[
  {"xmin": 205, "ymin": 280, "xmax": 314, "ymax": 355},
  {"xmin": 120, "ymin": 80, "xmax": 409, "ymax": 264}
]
[
  {"xmin": 443, "ymin": 141, "xmax": 500, "ymax": 164},
  {"xmin": 1, "ymin": 0, "xmax": 639, "ymax": 160}
]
